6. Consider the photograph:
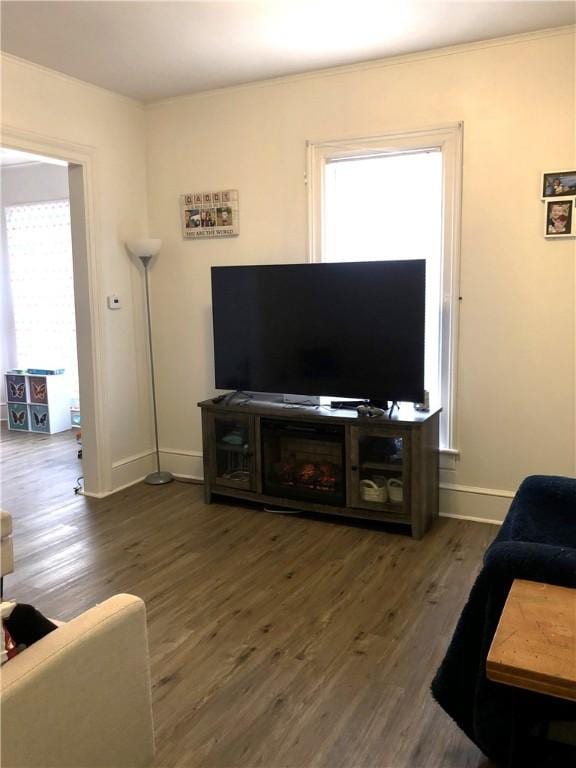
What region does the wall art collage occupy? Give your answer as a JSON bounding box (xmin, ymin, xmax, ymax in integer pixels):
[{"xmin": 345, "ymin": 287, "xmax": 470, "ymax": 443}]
[
  {"xmin": 541, "ymin": 171, "xmax": 576, "ymax": 238},
  {"xmin": 181, "ymin": 189, "xmax": 239, "ymax": 239}
]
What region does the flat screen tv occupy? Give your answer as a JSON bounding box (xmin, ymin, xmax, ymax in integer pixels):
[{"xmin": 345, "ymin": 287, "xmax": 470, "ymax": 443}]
[{"xmin": 211, "ymin": 260, "xmax": 425, "ymax": 403}]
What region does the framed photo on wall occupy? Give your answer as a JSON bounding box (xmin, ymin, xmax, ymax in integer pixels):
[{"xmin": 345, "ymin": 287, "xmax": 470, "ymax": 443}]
[
  {"xmin": 181, "ymin": 189, "xmax": 239, "ymax": 239},
  {"xmin": 544, "ymin": 197, "xmax": 574, "ymax": 238},
  {"xmin": 541, "ymin": 170, "xmax": 576, "ymax": 198}
]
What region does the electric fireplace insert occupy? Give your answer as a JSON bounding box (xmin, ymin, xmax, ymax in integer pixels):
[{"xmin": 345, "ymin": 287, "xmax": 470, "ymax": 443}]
[{"xmin": 261, "ymin": 418, "xmax": 345, "ymax": 506}]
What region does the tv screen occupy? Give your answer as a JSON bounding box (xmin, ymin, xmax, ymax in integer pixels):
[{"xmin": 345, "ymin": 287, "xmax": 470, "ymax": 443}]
[{"xmin": 211, "ymin": 260, "xmax": 425, "ymax": 403}]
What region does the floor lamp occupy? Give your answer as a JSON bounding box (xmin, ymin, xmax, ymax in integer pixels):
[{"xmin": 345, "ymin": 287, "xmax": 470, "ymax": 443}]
[{"xmin": 126, "ymin": 238, "xmax": 173, "ymax": 485}]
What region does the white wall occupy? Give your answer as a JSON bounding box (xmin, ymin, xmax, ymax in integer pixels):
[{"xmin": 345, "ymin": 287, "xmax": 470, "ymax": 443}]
[
  {"xmin": 1, "ymin": 55, "xmax": 155, "ymax": 492},
  {"xmin": 0, "ymin": 162, "xmax": 70, "ymax": 418},
  {"xmin": 145, "ymin": 28, "xmax": 575, "ymax": 519}
]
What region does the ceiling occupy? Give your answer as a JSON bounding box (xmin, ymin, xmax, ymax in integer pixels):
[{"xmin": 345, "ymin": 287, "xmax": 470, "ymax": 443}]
[{"xmin": 1, "ymin": 1, "xmax": 574, "ymax": 102}]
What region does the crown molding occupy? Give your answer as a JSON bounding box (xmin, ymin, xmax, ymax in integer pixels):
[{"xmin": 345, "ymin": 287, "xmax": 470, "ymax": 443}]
[
  {"xmin": 0, "ymin": 51, "xmax": 145, "ymax": 110},
  {"xmin": 146, "ymin": 23, "xmax": 575, "ymax": 109}
]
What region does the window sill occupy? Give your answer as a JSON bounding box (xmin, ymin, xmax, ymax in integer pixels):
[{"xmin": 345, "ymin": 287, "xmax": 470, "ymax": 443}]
[{"xmin": 439, "ymin": 448, "xmax": 459, "ymax": 471}]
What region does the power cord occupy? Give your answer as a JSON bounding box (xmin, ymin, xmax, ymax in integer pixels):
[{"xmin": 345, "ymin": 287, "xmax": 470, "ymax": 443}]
[{"xmin": 74, "ymin": 476, "xmax": 84, "ymax": 494}]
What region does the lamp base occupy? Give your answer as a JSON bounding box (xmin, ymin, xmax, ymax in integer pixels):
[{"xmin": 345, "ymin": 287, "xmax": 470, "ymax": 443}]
[{"xmin": 144, "ymin": 471, "xmax": 174, "ymax": 485}]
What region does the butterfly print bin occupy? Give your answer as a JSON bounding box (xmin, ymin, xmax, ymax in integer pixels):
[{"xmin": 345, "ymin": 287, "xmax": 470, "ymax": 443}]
[
  {"xmin": 30, "ymin": 405, "xmax": 50, "ymax": 433},
  {"xmin": 6, "ymin": 375, "xmax": 26, "ymax": 403},
  {"xmin": 8, "ymin": 405, "xmax": 29, "ymax": 431},
  {"xmin": 29, "ymin": 376, "xmax": 48, "ymax": 404}
]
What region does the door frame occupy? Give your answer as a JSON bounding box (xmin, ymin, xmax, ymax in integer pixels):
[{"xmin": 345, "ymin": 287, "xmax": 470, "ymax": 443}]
[{"xmin": 1, "ymin": 124, "xmax": 111, "ymax": 494}]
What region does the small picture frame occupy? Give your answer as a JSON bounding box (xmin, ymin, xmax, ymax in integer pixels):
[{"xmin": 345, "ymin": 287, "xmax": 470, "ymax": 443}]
[
  {"xmin": 216, "ymin": 206, "xmax": 233, "ymax": 227},
  {"xmin": 544, "ymin": 198, "xmax": 573, "ymax": 238},
  {"xmin": 542, "ymin": 170, "xmax": 576, "ymax": 198},
  {"xmin": 184, "ymin": 207, "xmax": 201, "ymax": 229},
  {"xmin": 200, "ymin": 208, "xmax": 216, "ymax": 228}
]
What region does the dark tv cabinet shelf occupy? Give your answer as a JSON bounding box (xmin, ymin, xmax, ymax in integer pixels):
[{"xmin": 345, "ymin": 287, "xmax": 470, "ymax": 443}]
[{"xmin": 198, "ymin": 396, "xmax": 440, "ymax": 539}]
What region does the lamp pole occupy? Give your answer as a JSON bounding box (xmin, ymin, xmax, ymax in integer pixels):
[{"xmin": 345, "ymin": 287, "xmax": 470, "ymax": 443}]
[{"xmin": 139, "ymin": 255, "xmax": 173, "ymax": 484}]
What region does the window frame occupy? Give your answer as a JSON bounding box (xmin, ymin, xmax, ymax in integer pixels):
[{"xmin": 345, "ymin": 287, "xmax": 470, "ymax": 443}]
[{"xmin": 306, "ymin": 123, "xmax": 463, "ymax": 456}]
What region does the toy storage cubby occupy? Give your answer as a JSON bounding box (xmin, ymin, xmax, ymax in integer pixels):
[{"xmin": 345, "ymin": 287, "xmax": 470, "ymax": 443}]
[{"xmin": 6, "ymin": 372, "xmax": 71, "ymax": 434}]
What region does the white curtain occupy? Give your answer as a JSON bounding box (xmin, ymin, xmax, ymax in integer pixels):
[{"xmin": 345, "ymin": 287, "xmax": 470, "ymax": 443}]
[{"xmin": 4, "ymin": 200, "xmax": 79, "ymax": 406}]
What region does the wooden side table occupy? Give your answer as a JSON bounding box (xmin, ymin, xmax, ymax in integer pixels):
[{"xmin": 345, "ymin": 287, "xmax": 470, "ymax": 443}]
[{"xmin": 487, "ymin": 578, "xmax": 576, "ymax": 702}]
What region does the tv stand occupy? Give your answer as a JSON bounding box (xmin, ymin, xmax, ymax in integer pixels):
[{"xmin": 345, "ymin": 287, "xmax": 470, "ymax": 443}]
[{"xmin": 198, "ymin": 395, "xmax": 440, "ymax": 539}]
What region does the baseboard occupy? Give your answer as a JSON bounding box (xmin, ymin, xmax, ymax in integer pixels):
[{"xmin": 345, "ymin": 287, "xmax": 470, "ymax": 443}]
[
  {"xmin": 90, "ymin": 448, "xmax": 204, "ymax": 497},
  {"xmin": 104, "ymin": 448, "xmax": 512, "ymax": 523},
  {"xmin": 439, "ymin": 483, "xmax": 513, "ymax": 524},
  {"xmin": 159, "ymin": 448, "xmax": 203, "ymax": 481},
  {"xmin": 84, "ymin": 471, "xmax": 202, "ymax": 498},
  {"xmin": 440, "ymin": 510, "xmax": 504, "ymax": 526},
  {"xmin": 82, "ymin": 475, "xmax": 147, "ymax": 498},
  {"xmin": 110, "ymin": 449, "xmax": 156, "ymax": 491}
]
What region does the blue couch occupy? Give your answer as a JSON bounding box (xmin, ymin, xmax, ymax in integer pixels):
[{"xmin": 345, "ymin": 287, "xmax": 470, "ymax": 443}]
[{"xmin": 431, "ymin": 475, "xmax": 576, "ymax": 767}]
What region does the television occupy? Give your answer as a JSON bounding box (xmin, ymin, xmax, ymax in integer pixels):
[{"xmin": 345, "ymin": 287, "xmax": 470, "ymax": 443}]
[{"xmin": 211, "ymin": 260, "xmax": 425, "ymax": 404}]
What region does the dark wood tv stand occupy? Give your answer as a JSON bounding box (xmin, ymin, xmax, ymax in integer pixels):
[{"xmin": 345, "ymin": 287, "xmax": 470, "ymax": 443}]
[{"xmin": 198, "ymin": 396, "xmax": 440, "ymax": 539}]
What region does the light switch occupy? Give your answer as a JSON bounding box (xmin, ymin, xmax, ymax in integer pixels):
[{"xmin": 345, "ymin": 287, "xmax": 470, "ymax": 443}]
[{"xmin": 107, "ymin": 294, "xmax": 122, "ymax": 309}]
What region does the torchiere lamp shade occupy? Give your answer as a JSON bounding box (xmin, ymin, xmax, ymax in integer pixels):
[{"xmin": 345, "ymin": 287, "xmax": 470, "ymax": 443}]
[{"xmin": 126, "ymin": 238, "xmax": 162, "ymax": 260}]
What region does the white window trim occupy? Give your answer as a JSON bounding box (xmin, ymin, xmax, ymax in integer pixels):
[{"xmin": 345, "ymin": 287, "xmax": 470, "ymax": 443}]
[{"xmin": 306, "ymin": 123, "xmax": 463, "ymax": 454}]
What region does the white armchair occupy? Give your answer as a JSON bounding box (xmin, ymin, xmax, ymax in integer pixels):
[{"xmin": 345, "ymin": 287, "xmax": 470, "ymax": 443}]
[
  {"xmin": 1, "ymin": 510, "xmax": 14, "ymax": 597},
  {"xmin": 1, "ymin": 593, "xmax": 155, "ymax": 768}
]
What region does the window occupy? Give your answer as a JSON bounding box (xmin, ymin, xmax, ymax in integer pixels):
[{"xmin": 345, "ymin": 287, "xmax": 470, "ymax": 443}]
[
  {"xmin": 308, "ymin": 125, "xmax": 462, "ymax": 452},
  {"xmin": 4, "ymin": 200, "xmax": 79, "ymax": 405}
]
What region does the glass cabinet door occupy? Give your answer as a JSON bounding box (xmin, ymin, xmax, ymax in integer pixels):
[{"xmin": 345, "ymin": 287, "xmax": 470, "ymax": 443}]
[
  {"xmin": 208, "ymin": 413, "xmax": 255, "ymax": 490},
  {"xmin": 350, "ymin": 426, "xmax": 409, "ymax": 515}
]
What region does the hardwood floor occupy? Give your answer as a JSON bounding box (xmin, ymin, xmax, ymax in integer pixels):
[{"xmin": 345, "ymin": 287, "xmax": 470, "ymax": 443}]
[
  {"xmin": 1, "ymin": 426, "xmax": 497, "ymax": 767},
  {"xmin": 1, "ymin": 423, "xmax": 83, "ymax": 518}
]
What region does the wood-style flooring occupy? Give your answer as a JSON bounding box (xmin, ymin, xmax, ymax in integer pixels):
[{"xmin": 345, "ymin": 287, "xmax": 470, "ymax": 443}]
[{"xmin": 1, "ymin": 425, "xmax": 497, "ymax": 768}]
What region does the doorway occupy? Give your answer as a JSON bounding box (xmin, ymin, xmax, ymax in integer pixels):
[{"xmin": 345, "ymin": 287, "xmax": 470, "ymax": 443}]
[
  {"xmin": 1, "ymin": 149, "xmax": 82, "ymax": 496},
  {"xmin": 0, "ymin": 138, "xmax": 104, "ymax": 498}
]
